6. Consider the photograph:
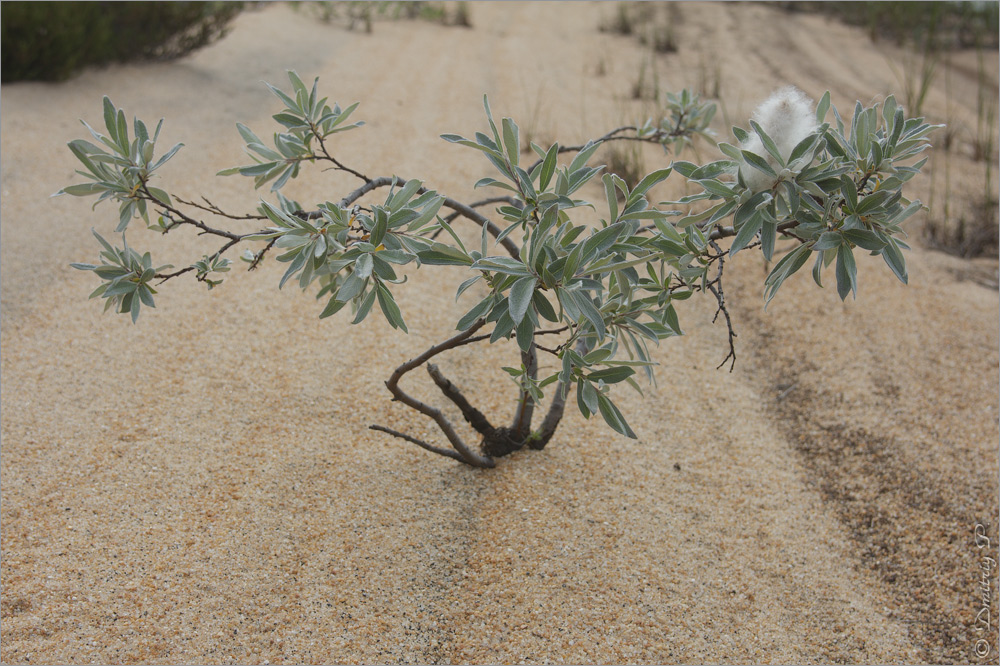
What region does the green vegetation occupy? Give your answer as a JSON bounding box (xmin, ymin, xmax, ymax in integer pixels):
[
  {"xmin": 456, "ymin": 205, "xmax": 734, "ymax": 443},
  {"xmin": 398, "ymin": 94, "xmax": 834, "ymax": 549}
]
[
  {"xmin": 294, "ymin": 1, "xmax": 472, "ymax": 32},
  {"xmin": 777, "ymin": 1, "xmax": 998, "ymax": 49},
  {"xmin": 600, "ymin": 2, "xmax": 680, "ymax": 55},
  {"xmin": 1, "ymin": 2, "xmax": 243, "ymax": 83}
]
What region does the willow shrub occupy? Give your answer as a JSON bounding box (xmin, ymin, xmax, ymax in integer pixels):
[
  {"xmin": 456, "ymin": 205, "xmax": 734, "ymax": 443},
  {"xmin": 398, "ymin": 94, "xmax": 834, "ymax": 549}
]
[{"xmin": 60, "ymin": 72, "xmax": 938, "ymax": 467}]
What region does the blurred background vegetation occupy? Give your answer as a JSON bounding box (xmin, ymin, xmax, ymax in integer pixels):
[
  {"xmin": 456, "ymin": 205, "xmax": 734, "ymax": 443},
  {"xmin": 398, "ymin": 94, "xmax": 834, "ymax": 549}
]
[
  {"xmin": 776, "ymin": 1, "xmax": 998, "ymax": 49},
  {"xmin": 0, "ymin": 1, "xmax": 473, "ymax": 83},
  {"xmin": 1, "ymin": 1, "xmax": 244, "ymax": 82}
]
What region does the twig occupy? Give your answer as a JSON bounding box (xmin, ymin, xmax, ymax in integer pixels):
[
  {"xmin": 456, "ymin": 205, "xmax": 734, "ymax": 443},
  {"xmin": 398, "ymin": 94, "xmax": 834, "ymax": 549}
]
[
  {"xmin": 175, "ymin": 196, "xmax": 267, "ymax": 221},
  {"xmin": 432, "ymin": 195, "xmax": 521, "ymax": 241},
  {"xmin": 708, "ymin": 239, "xmax": 737, "ymax": 372},
  {"xmin": 312, "ymin": 125, "xmax": 370, "ymax": 183},
  {"xmin": 248, "ymin": 237, "xmax": 278, "ymax": 271},
  {"xmin": 368, "ymin": 425, "xmax": 465, "ymax": 462}
]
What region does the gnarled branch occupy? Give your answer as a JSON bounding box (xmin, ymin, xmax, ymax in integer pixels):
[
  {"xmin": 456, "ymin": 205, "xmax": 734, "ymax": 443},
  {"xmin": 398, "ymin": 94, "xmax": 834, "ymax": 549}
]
[{"xmin": 378, "ymin": 320, "xmax": 495, "ymax": 467}]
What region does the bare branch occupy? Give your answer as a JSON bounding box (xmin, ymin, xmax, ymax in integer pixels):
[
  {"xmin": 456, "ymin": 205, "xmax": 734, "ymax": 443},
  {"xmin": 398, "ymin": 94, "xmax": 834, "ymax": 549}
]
[
  {"xmin": 425, "ymin": 363, "xmax": 495, "ymax": 436},
  {"xmin": 379, "ymin": 319, "xmax": 496, "ymax": 467}
]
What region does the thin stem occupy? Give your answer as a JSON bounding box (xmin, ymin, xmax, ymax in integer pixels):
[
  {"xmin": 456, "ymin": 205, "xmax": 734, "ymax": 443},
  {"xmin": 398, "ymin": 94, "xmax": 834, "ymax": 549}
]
[
  {"xmin": 528, "ymin": 338, "xmax": 590, "ymax": 450},
  {"xmin": 524, "ymin": 126, "xmax": 639, "ymax": 173},
  {"xmin": 312, "ymin": 125, "xmax": 370, "ymax": 183},
  {"xmin": 707, "ymin": 239, "xmax": 737, "ymax": 371},
  {"xmin": 511, "ymin": 344, "xmax": 538, "ymax": 439},
  {"xmin": 175, "ymin": 196, "xmax": 267, "ymax": 221}
]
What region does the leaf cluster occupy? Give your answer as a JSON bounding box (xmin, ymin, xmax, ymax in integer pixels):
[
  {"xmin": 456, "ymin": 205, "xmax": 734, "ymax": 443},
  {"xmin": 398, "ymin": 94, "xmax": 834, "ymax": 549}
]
[
  {"xmin": 56, "ymin": 96, "xmax": 182, "ymax": 232},
  {"xmin": 70, "ymin": 231, "xmax": 172, "ymax": 323},
  {"xmin": 218, "ymin": 72, "xmax": 365, "ymax": 191},
  {"xmin": 671, "ymin": 92, "xmax": 939, "ymax": 302}
]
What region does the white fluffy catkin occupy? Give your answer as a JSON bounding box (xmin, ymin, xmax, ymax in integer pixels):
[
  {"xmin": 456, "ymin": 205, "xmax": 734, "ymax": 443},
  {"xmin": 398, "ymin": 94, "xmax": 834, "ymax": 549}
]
[{"xmin": 739, "ymin": 86, "xmax": 817, "ymax": 192}]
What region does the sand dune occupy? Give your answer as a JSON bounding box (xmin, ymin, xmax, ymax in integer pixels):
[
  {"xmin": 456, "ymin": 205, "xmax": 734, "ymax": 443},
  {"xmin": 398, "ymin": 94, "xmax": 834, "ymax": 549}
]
[{"xmin": 2, "ymin": 3, "xmax": 997, "ymax": 663}]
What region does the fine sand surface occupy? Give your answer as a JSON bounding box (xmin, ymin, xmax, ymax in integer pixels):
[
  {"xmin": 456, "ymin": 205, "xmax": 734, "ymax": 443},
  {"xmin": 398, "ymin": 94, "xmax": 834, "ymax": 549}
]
[{"xmin": 2, "ymin": 3, "xmax": 998, "ymax": 664}]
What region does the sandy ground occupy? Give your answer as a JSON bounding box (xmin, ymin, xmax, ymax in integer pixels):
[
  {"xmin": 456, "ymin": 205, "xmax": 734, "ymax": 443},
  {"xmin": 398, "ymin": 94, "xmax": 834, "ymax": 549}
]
[{"xmin": 1, "ymin": 2, "xmax": 998, "ymax": 664}]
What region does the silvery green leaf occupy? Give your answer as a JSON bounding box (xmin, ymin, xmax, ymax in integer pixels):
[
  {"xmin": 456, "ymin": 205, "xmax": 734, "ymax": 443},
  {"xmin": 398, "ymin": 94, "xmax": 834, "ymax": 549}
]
[
  {"xmin": 764, "ymin": 243, "xmax": 812, "ymax": 304},
  {"xmin": 508, "ymin": 276, "xmax": 536, "ymax": 324},
  {"xmin": 697, "ymin": 179, "xmax": 736, "ymax": 198},
  {"xmin": 813, "ymin": 231, "xmax": 842, "ymax": 251},
  {"xmin": 596, "ymin": 393, "xmax": 636, "ymax": 439},
  {"xmin": 471, "ymin": 256, "xmax": 530, "ymax": 276},
  {"xmin": 265, "ymin": 82, "xmax": 300, "ymax": 114},
  {"xmin": 840, "ymin": 175, "xmax": 858, "ymax": 212},
  {"xmin": 588, "ymin": 366, "xmax": 635, "ymax": 384},
  {"xmin": 319, "ymin": 295, "xmax": 347, "ymax": 319},
  {"xmin": 351, "ymin": 287, "xmax": 378, "ymax": 324},
  {"xmin": 816, "ymin": 91, "xmax": 831, "ymax": 124},
  {"xmin": 580, "ymin": 222, "xmax": 626, "ymax": 263},
  {"xmin": 370, "ymin": 255, "xmax": 397, "ymax": 281},
  {"xmin": 787, "ymin": 133, "xmax": 822, "ymax": 166},
  {"xmin": 571, "ymin": 290, "xmax": 606, "ymax": 340},
  {"xmin": 490, "ymin": 311, "xmax": 516, "ymax": 343},
  {"xmin": 629, "ymin": 168, "xmax": 672, "ymax": 202},
  {"xmin": 532, "ymin": 290, "xmax": 559, "ymax": 323},
  {"xmin": 760, "ymin": 220, "xmax": 776, "ymax": 261},
  {"xmin": 843, "ymin": 229, "xmax": 885, "ymax": 252},
  {"xmin": 137, "ymin": 284, "xmax": 156, "ymax": 308},
  {"xmin": 568, "ymin": 140, "xmax": 601, "ymax": 172},
  {"xmin": 577, "ymin": 380, "xmax": 598, "ymax": 418},
  {"xmin": 376, "ymin": 283, "xmax": 407, "ymax": 332},
  {"xmin": 337, "ymin": 270, "xmax": 366, "ymax": 302},
  {"xmin": 741, "ymin": 150, "xmax": 776, "ymax": 178},
  {"xmin": 835, "ymin": 244, "xmax": 857, "ymax": 300},
  {"xmin": 457, "ymin": 295, "xmax": 493, "ymax": 331},
  {"xmin": 749, "ymin": 120, "xmax": 784, "ymax": 166},
  {"xmin": 116, "ymin": 202, "xmax": 134, "ymax": 232},
  {"xmin": 812, "ymin": 252, "xmax": 825, "ymax": 287},
  {"xmin": 454, "ymin": 276, "xmax": 482, "ymax": 301},
  {"xmin": 145, "ymin": 187, "xmax": 171, "ymax": 206},
  {"xmin": 370, "ymin": 210, "xmax": 389, "ymax": 247},
  {"xmin": 150, "ymin": 142, "xmax": 183, "ymax": 171},
  {"xmin": 418, "ymin": 244, "xmax": 473, "ymax": 266},
  {"xmin": 59, "ymin": 183, "xmax": 103, "ymax": 197},
  {"xmin": 539, "ymin": 143, "xmax": 559, "ymax": 191},
  {"xmin": 237, "ymin": 161, "xmax": 281, "ymax": 177},
  {"xmin": 515, "ymin": 312, "xmax": 534, "ymax": 352},
  {"xmin": 881, "ymin": 238, "xmax": 908, "ymax": 284},
  {"xmin": 729, "ymin": 212, "xmax": 762, "ymax": 256},
  {"xmin": 502, "ymin": 117, "xmax": 519, "ymax": 166},
  {"xmin": 474, "ymin": 177, "xmax": 518, "ymax": 193},
  {"xmin": 354, "ymin": 252, "xmax": 374, "ymax": 280},
  {"xmin": 387, "ymin": 178, "xmax": 423, "ymax": 212}
]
